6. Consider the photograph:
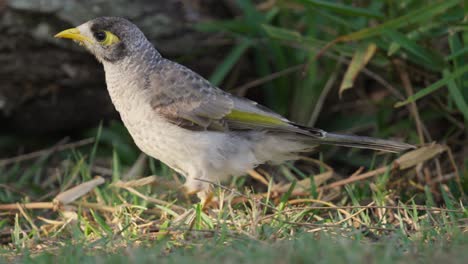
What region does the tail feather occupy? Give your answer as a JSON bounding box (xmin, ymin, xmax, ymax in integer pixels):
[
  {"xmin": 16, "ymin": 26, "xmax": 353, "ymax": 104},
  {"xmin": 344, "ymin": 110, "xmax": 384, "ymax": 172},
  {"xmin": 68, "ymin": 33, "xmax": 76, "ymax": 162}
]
[{"xmin": 301, "ymin": 128, "xmax": 415, "ymax": 153}]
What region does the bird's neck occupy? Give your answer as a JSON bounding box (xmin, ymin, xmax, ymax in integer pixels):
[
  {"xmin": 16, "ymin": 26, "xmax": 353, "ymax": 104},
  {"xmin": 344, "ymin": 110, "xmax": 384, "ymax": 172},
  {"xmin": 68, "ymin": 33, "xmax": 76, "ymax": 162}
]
[
  {"xmin": 104, "ymin": 42, "xmax": 161, "ymax": 87},
  {"xmin": 105, "ymin": 41, "xmax": 162, "ymax": 75},
  {"xmin": 102, "ymin": 44, "xmax": 162, "ymax": 111}
]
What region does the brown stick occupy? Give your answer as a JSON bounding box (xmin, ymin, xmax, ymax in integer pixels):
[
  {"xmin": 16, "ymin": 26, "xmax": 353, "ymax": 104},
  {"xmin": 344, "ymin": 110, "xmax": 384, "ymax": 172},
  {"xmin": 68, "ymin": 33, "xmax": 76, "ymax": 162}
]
[
  {"xmin": 320, "ymin": 166, "xmax": 389, "ymax": 190},
  {"xmin": 0, "ymin": 138, "xmax": 95, "ymax": 166}
]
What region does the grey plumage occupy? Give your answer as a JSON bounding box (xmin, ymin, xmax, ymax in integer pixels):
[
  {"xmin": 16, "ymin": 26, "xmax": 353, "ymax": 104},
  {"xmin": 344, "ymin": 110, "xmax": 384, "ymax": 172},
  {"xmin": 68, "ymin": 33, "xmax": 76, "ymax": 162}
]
[{"xmin": 55, "ymin": 17, "xmax": 415, "ymax": 205}]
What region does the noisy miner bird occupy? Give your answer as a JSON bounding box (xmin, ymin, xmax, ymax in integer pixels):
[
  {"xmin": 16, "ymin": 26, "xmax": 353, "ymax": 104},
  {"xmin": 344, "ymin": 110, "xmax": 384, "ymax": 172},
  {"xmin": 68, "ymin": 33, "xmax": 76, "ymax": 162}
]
[{"xmin": 55, "ymin": 17, "xmax": 415, "ymax": 206}]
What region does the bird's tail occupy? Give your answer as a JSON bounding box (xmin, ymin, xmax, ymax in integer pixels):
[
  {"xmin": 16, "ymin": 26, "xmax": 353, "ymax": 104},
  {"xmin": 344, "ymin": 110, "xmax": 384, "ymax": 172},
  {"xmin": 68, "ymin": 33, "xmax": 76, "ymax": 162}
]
[{"xmin": 303, "ymin": 128, "xmax": 415, "ymax": 153}]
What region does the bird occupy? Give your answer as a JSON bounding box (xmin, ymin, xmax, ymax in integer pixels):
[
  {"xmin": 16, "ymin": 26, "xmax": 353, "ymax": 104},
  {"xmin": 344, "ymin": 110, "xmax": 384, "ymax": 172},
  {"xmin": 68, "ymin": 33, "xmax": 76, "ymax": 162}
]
[{"xmin": 55, "ymin": 17, "xmax": 415, "ymax": 206}]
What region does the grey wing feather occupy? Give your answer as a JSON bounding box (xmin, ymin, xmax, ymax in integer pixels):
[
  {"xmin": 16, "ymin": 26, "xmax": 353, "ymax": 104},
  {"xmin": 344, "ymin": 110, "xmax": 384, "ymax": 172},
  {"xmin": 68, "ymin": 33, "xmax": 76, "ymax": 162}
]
[
  {"xmin": 149, "ymin": 59, "xmax": 234, "ymax": 130},
  {"xmin": 150, "ymin": 59, "xmax": 297, "ymax": 132}
]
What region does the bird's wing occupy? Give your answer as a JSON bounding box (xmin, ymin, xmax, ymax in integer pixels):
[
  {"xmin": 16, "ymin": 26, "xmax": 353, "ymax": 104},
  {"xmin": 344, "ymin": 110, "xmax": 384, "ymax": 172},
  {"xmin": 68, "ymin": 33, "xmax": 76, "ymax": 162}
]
[
  {"xmin": 148, "ymin": 61, "xmax": 415, "ymax": 153},
  {"xmin": 149, "ymin": 60, "xmax": 306, "ymax": 133}
]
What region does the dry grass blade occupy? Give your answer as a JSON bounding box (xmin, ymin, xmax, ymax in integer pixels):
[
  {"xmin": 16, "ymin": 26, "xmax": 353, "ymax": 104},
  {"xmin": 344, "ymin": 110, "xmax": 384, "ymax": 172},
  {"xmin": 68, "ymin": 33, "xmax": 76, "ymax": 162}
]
[
  {"xmin": 232, "ymin": 63, "xmax": 305, "ymax": 96},
  {"xmin": 321, "ymin": 144, "xmax": 447, "ymax": 190},
  {"xmin": 54, "ymin": 176, "xmax": 105, "ymax": 205},
  {"xmin": 119, "ymin": 186, "xmax": 185, "ymax": 212},
  {"xmin": 273, "ymin": 170, "xmax": 332, "ymax": 195},
  {"xmin": 248, "ymin": 169, "xmax": 270, "ymax": 186},
  {"xmin": 113, "ymin": 175, "xmax": 157, "ymax": 188},
  {"xmin": 272, "ymin": 157, "xmax": 333, "ymax": 195},
  {"xmin": 112, "ymin": 176, "xmax": 185, "ymax": 212},
  {"xmin": 333, "ymin": 202, "xmax": 375, "ymax": 226},
  {"xmin": 339, "ymin": 43, "xmax": 377, "ymax": 97},
  {"xmin": 394, "ymin": 59, "xmax": 427, "ymax": 144},
  {"xmin": 285, "ymin": 198, "xmax": 364, "ymax": 223},
  {"xmin": 395, "ymin": 144, "xmax": 446, "ymax": 170}
]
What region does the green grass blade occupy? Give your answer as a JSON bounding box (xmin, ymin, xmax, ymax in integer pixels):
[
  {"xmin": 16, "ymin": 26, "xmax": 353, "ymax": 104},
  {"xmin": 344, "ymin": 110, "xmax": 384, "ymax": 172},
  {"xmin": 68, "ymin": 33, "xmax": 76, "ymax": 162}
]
[
  {"xmin": 195, "ymin": 20, "xmax": 254, "ymax": 35},
  {"xmin": 112, "ymin": 149, "xmax": 121, "ymax": 182},
  {"xmin": 262, "ymin": 24, "xmax": 315, "ymax": 43},
  {"xmin": 440, "ymin": 185, "xmax": 457, "ymax": 223},
  {"xmin": 445, "ymin": 69, "xmax": 468, "ymax": 122},
  {"xmin": 395, "ymin": 64, "xmax": 468, "ymax": 107},
  {"xmin": 236, "ymin": 0, "xmax": 264, "ymax": 23},
  {"xmin": 261, "ymin": 24, "xmax": 353, "ymax": 55},
  {"xmin": 278, "ymin": 180, "xmax": 296, "ymax": 211},
  {"xmin": 195, "ymin": 203, "xmax": 203, "ymax": 230},
  {"xmin": 90, "ymin": 209, "xmax": 113, "ymax": 236},
  {"xmin": 445, "ymin": 45, "xmax": 468, "ymax": 61},
  {"xmin": 384, "ymin": 30, "xmax": 444, "ymax": 70},
  {"xmin": 88, "ymin": 121, "xmax": 103, "ymax": 167},
  {"xmin": 209, "ymin": 39, "xmax": 251, "ymax": 86},
  {"xmin": 333, "ymin": 0, "xmax": 461, "ymax": 42},
  {"xmin": 295, "ymin": 0, "xmax": 383, "ymax": 19}
]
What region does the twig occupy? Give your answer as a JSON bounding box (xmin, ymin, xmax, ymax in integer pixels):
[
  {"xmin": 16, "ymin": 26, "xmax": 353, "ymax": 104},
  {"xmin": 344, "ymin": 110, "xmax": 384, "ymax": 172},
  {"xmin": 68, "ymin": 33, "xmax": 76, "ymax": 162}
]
[
  {"xmin": 0, "ymin": 137, "xmax": 95, "ymax": 166},
  {"xmin": 282, "ymin": 221, "xmax": 397, "ymax": 232},
  {"xmin": 307, "ymin": 60, "xmax": 341, "ymax": 127},
  {"xmin": 284, "ymin": 198, "xmax": 364, "ymax": 225},
  {"xmin": 278, "ymin": 204, "xmax": 464, "ymax": 213},
  {"xmin": 231, "ymin": 63, "xmax": 305, "ymax": 96},
  {"xmin": 0, "ymin": 202, "xmax": 55, "ymax": 210},
  {"xmin": 320, "ymin": 166, "xmax": 389, "ymax": 190},
  {"xmin": 120, "ymin": 185, "xmax": 185, "ymax": 212},
  {"xmin": 334, "ymin": 202, "xmax": 374, "ymax": 225},
  {"xmin": 394, "ymin": 59, "xmax": 426, "ymax": 144},
  {"xmin": 446, "ymin": 147, "xmax": 465, "ymax": 195},
  {"xmin": 360, "ymin": 67, "xmax": 405, "ymax": 100}
]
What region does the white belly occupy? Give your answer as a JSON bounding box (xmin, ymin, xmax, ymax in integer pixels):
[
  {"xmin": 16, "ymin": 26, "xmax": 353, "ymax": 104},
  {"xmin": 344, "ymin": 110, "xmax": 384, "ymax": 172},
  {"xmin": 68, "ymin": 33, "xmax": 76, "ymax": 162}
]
[{"xmin": 118, "ymin": 99, "xmax": 196, "ymax": 176}]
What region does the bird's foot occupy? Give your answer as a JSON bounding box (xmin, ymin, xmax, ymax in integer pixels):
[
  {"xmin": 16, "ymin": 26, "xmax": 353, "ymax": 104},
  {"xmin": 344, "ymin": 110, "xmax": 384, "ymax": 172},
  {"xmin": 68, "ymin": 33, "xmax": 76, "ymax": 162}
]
[
  {"xmin": 184, "ymin": 182, "xmax": 215, "ymax": 210},
  {"xmin": 197, "ymin": 190, "xmax": 214, "ymax": 210}
]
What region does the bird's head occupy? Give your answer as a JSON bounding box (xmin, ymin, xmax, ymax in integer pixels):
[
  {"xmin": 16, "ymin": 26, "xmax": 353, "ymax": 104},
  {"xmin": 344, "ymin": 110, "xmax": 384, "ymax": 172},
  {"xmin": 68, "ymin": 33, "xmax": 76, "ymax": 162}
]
[{"xmin": 55, "ymin": 17, "xmax": 153, "ymax": 64}]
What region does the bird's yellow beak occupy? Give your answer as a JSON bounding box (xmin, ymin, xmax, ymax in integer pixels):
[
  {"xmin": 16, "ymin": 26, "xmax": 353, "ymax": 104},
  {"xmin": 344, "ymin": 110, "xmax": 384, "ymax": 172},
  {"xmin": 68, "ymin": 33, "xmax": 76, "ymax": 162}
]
[{"xmin": 54, "ymin": 28, "xmax": 92, "ymax": 44}]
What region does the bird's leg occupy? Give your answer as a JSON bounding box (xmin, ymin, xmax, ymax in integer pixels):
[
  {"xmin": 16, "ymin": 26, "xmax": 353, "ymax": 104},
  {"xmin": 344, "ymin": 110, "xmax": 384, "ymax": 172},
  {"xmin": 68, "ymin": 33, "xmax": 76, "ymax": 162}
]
[
  {"xmin": 184, "ymin": 177, "xmax": 214, "ymax": 209},
  {"xmin": 197, "ymin": 189, "xmax": 214, "ymax": 209}
]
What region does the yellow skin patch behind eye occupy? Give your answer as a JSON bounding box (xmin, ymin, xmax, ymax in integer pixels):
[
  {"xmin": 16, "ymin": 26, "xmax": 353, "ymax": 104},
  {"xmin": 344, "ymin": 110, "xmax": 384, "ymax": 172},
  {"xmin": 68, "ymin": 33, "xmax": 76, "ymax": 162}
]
[{"xmin": 99, "ymin": 31, "xmax": 120, "ymax": 46}]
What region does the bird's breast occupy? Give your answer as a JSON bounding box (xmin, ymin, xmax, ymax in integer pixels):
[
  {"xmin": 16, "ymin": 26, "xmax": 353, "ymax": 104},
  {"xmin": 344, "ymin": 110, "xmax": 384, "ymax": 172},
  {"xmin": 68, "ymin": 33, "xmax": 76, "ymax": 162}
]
[{"xmin": 103, "ymin": 66, "xmax": 185, "ymax": 165}]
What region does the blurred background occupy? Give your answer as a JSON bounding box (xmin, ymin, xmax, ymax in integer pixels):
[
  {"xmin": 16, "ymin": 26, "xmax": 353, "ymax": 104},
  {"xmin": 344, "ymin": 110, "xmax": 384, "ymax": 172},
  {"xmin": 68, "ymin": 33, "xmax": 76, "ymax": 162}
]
[{"xmin": 0, "ymin": 0, "xmax": 467, "ymax": 199}]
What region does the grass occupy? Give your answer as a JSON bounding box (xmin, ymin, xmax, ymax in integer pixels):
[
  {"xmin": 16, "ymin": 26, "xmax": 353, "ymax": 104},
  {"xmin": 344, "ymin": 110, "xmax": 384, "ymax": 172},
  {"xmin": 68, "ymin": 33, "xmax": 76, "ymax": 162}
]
[
  {"xmin": 1, "ymin": 0, "xmax": 468, "ymax": 262},
  {"xmin": 6, "ymin": 232, "xmax": 468, "ymax": 263},
  {"xmin": 0, "ymin": 137, "xmax": 466, "ymax": 262}
]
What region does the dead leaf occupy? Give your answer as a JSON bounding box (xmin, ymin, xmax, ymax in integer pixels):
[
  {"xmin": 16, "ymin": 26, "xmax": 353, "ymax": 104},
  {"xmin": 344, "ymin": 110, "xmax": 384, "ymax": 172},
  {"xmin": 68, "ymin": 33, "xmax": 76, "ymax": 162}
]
[
  {"xmin": 54, "ymin": 176, "xmax": 105, "ymax": 205},
  {"xmin": 339, "ymin": 43, "xmax": 377, "ymax": 97},
  {"xmin": 395, "ymin": 144, "xmax": 445, "ymax": 170}
]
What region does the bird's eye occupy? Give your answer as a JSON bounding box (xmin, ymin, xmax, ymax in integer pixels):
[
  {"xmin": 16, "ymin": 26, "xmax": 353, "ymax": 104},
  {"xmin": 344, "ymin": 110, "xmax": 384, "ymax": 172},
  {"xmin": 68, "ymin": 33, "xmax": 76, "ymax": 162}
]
[
  {"xmin": 93, "ymin": 31, "xmax": 106, "ymax": 42},
  {"xmin": 93, "ymin": 30, "xmax": 120, "ymax": 46}
]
